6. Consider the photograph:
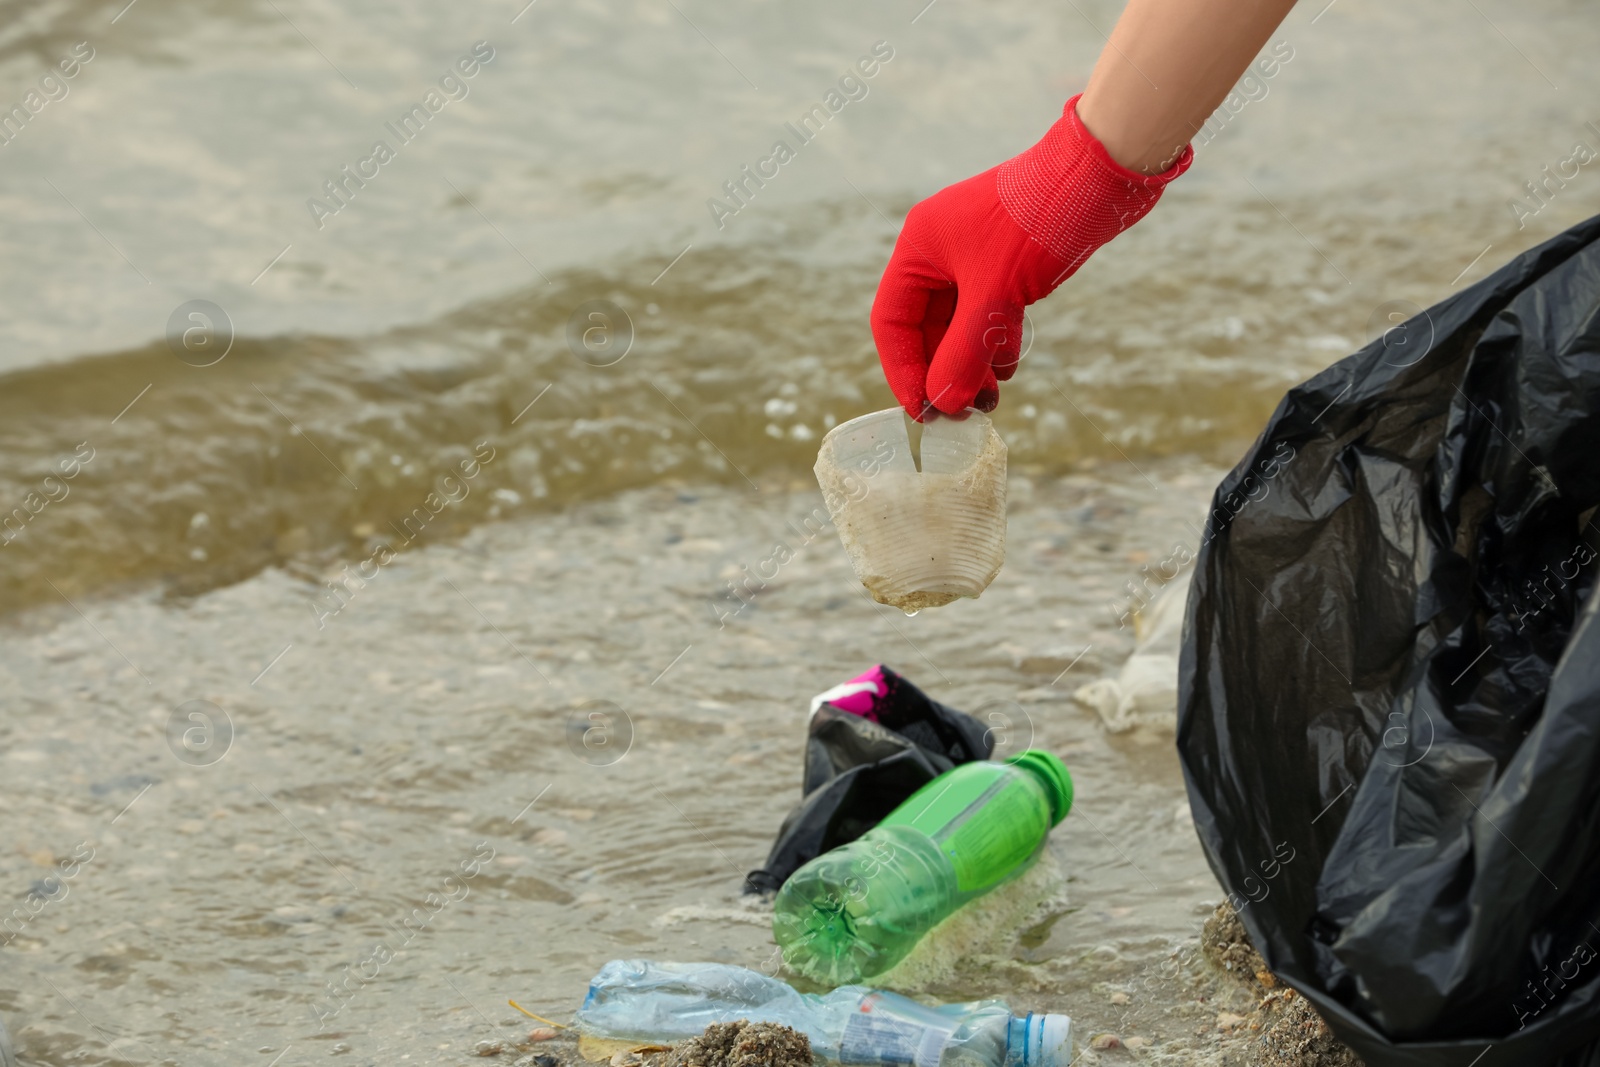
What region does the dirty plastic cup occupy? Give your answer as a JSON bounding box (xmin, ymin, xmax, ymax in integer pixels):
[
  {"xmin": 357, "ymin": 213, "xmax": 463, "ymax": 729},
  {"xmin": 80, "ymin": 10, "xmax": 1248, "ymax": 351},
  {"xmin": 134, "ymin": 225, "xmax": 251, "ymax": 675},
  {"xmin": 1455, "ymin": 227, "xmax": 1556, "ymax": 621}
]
[{"xmin": 814, "ymin": 407, "xmax": 1007, "ymax": 612}]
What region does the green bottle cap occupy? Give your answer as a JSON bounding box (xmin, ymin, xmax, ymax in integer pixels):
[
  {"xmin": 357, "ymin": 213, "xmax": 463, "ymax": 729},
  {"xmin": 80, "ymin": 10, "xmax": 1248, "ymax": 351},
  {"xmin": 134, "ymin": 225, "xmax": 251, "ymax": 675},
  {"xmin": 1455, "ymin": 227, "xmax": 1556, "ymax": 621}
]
[{"xmin": 1006, "ymin": 750, "xmax": 1074, "ymax": 826}]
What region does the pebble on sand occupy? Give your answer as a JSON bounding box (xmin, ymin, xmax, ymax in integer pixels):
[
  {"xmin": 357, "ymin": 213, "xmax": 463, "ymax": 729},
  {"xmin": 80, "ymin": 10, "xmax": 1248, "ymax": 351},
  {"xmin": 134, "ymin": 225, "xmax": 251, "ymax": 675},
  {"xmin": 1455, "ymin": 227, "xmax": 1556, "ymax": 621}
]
[
  {"xmin": 529, "ymin": 1028, "xmax": 560, "ymax": 1042},
  {"xmin": 1089, "ymin": 1034, "xmax": 1122, "ymax": 1050}
]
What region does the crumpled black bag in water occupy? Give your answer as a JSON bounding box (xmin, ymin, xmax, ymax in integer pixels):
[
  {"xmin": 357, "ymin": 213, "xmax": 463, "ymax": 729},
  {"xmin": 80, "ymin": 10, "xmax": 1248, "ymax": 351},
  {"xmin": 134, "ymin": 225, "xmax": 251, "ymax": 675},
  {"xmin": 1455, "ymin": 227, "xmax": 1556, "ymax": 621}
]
[
  {"xmin": 1178, "ymin": 212, "xmax": 1600, "ymax": 1066},
  {"xmin": 743, "ymin": 664, "xmax": 992, "ymax": 895}
]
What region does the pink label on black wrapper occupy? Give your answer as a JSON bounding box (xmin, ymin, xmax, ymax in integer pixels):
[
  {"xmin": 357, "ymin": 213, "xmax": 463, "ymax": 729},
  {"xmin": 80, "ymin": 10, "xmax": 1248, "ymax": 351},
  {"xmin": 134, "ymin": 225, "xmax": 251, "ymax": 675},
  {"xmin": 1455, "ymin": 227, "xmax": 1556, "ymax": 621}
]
[{"xmin": 808, "ymin": 665, "xmax": 889, "ymax": 720}]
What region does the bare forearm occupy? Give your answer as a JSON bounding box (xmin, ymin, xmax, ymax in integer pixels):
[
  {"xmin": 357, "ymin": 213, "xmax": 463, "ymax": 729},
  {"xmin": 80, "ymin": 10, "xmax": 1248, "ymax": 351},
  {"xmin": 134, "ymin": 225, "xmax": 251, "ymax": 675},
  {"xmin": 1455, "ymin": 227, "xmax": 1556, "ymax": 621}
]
[{"xmin": 1077, "ymin": 0, "xmax": 1299, "ymax": 173}]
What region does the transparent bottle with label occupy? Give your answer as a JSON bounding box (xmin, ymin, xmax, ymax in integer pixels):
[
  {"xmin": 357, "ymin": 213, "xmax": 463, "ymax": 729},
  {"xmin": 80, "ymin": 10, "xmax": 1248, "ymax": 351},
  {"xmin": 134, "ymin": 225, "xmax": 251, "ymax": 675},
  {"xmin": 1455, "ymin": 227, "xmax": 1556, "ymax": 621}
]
[
  {"xmin": 772, "ymin": 751, "xmax": 1073, "ymax": 986},
  {"xmin": 576, "ymin": 959, "xmax": 1072, "ymax": 1067}
]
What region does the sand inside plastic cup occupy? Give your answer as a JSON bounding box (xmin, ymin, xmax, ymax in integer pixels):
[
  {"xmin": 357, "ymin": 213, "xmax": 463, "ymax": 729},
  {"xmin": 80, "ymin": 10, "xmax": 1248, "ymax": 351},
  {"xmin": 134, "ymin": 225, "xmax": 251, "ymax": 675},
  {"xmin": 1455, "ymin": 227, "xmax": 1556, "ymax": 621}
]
[{"xmin": 814, "ymin": 408, "xmax": 1007, "ymax": 612}]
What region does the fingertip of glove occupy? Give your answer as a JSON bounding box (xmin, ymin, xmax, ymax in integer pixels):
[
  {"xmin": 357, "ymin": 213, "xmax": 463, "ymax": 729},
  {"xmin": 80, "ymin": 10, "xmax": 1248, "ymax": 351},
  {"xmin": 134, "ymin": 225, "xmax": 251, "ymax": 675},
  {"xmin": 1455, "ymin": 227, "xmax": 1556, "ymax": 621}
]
[
  {"xmin": 927, "ymin": 388, "xmax": 985, "ymax": 417},
  {"xmin": 991, "ymin": 355, "xmax": 1021, "ymax": 382}
]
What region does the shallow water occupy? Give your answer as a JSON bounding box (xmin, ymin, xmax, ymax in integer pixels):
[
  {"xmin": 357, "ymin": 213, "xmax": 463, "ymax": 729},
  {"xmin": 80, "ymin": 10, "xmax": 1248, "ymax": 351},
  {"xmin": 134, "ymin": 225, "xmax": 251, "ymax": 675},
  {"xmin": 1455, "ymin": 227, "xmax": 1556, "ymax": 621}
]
[
  {"xmin": 3, "ymin": 0, "xmax": 1600, "ymax": 1062},
  {"xmin": 4, "ymin": 0, "xmax": 1600, "ymax": 614},
  {"xmin": 1, "ymin": 466, "xmax": 1231, "ymax": 1063}
]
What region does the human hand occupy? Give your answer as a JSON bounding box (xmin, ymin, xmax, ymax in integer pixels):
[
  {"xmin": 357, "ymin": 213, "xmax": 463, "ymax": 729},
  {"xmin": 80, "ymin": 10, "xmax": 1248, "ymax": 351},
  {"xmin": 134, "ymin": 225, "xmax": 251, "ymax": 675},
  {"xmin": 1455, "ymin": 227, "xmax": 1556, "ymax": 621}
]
[{"xmin": 870, "ymin": 94, "xmax": 1192, "ymax": 421}]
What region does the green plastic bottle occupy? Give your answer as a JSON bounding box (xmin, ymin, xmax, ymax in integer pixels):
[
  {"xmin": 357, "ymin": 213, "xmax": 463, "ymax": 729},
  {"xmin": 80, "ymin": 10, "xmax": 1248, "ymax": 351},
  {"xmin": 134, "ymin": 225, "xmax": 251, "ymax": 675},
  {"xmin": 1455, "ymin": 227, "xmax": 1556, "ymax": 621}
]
[{"xmin": 773, "ymin": 750, "xmax": 1074, "ymax": 986}]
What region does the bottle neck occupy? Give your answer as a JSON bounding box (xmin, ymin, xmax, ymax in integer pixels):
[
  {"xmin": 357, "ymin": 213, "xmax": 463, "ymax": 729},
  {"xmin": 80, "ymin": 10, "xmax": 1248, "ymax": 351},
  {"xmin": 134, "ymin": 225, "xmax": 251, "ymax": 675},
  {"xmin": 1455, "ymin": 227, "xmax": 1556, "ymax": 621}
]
[
  {"xmin": 1005, "ymin": 1013, "xmax": 1072, "ymax": 1067},
  {"xmin": 1004, "ymin": 1015, "xmax": 1027, "ymax": 1067},
  {"xmin": 1004, "ymin": 751, "xmax": 1072, "ymax": 826}
]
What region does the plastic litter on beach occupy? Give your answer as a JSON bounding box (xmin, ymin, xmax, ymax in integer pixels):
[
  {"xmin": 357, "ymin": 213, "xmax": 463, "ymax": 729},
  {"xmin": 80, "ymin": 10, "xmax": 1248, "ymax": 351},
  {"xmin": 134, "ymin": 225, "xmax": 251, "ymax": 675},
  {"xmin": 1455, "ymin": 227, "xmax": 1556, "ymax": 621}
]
[
  {"xmin": 814, "ymin": 408, "xmax": 1007, "ymax": 612},
  {"xmin": 576, "ymin": 960, "xmax": 1072, "ymax": 1067},
  {"xmin": 1072, "ymin": 568, "xmax": 1189, "ymax": 733},
  {"xmin": 773, "ymin": 749, "xmax": 1072, "ymax": 986},
  {"xmin": 744, "ymin": 665, "xmax": 994, "ymax": 896},
  {"xmin": 1180, "ymin": 215, "xmax": 1600, "ymax": 1064}
]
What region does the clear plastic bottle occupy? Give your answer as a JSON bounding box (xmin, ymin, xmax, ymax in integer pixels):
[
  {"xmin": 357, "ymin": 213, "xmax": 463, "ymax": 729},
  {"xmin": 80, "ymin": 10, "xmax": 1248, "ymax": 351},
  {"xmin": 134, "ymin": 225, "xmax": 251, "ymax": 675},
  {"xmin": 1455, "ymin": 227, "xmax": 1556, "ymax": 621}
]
[
  {"xmin": 576, "ymin": 959, "xmax": 1072, "ymax": 1067},
  {"xmin": 773, "ymin": 751, "xmax": 1073, "ymax": 986}
]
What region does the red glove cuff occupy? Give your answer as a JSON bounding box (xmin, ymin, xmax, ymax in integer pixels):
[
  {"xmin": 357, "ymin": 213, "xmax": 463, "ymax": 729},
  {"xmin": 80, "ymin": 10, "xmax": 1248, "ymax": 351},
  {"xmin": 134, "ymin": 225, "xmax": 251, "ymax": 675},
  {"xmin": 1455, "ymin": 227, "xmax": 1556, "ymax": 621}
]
[{"xmin": 996, "ymin": 94, "xmax": 1193, "ymax": 269}]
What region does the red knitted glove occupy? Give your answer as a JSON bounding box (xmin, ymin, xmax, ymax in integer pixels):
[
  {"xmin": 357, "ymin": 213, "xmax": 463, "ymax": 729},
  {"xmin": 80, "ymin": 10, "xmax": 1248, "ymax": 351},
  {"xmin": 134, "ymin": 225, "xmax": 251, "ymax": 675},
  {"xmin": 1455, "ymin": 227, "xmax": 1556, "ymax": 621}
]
[{"xmin": 871, "ymin": 94, "xmax": 1193, "ymax": 420}]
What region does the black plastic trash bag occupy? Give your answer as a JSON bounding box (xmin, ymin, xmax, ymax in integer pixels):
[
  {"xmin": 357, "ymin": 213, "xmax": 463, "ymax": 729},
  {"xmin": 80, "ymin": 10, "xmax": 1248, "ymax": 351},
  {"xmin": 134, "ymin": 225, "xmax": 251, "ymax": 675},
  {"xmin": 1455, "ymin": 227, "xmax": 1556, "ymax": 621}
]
[
  {"xmin": 743, "ymin": 664, "xmax": 992, "ymax": 894},
  {"xmin": 1178, "ymin": 212, "xmax": 1600, "ymax": 1066}
]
